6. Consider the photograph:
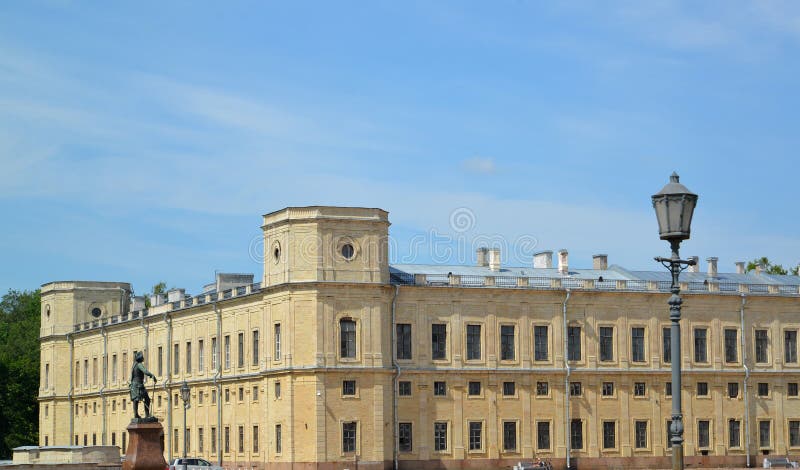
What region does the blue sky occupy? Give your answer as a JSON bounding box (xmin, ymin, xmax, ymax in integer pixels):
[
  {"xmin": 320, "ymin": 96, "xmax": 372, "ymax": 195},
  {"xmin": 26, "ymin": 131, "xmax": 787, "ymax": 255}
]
[{"xmin": 2, "ymin": 1, "xmax": 799, "ymax": 295}]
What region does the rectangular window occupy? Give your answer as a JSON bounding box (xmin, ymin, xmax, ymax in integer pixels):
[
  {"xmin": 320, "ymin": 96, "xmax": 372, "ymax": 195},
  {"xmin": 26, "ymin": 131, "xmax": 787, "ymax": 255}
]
[
  {"xmin": 173, "ymin": 428, "xmax": 179, "ymax": 453},
  {"xmin": 92, "ymin": 358, "xmax": 97, "ymax": 385},
  {"xmin": 238, "ymin": 425, "xmax": 244, "ymax": 453},
  {"xmin": 570, "ymin": 382, "xmax": 582, "ymax": 396},
  {"xmin": 252, "ymin": 330, "xmax": 259, "ymax": 366},
  {"xmin": 634, "ymin": 382, "xmax": 646, "ymax": 397},
  {"xmin": 224, "ymin": 335, "xmax": 231, "ymax": 369},
  {"xmin": 211, "ymin": 338, "xmax": 217, "ymax": 370},
  {"xmin": 396, "ymin": 324, "xmax": 412, "ymax": 360},
  {"xmin": 238, "ymin": 387, "xmax": 244, "ymax": 401},
  {"xmin": 275, "ymin": 424, "xmax": 282, "ymax": 453},
  {"xmin": 760, "ymin": 421, "xmax": 771, "ymax": 448},
  {"xmin": 534, "ymin": 325, "xmax": 548, "ymax": 361},
  {"xmin": 602, "ymin": 382, "xmax": 614, "ymax": 396},
  {"xmin": 342, "ymin": 422, "xmax": 357, "ymax": 453},
  {"xmin": 211, "ymin": 427, "xmax": 217, "ymax": 453},
  {"xmin": 786, "ymin": 331, "xmax": 798, "ymax": 363},
  {"xmin": 468, "ymin": 381, "xmax": 481, "ymax": 396},
  {"xmin": 434, "ymin": 422, "xmax": 447, "ymax": 451},
  {"xmin": 198, "ymin": 390, "xmax": 203, "ymax": 404},
  {"xmin": 252, "ymin": 425, "xmax": 259, "ymax": 453},
  {"xmin": 698, "ymin": 420, "xmax": 710, "ymax": 448},
  {"xmin": 666, "ymin": 420, "xmax": 672, "ymax": 447},
  {"xmin": 758, "ymin": 382, "xmax": 769, "ymax": 397},
  {"xmin": 186, "ymin": 341, "xmax": 192, "ymax": 373},
  {"xmin": 694, "ymin": 328, "xmax": 708, "ymax": 363},
  {"xmin": 663, "ymin": 327, "xmax": 671, "ymax": 363},
  {"xmin": 599, "ymin": 326, "xmax": 614, "ymax": 361},
  {"xmin": 729, "ymin": 420, "xmax": 741, "ymax": 448},
  {"xmin": 84, "ymin": 359, "xmax": 88, "ymax": 385},
  {"xmin": 198, "ymin": 339, "xmax": 204, "ymax": 371},
  {"xmin": 603, "ymin": 421, "xmax": 616, "ymax": 449},
  {"xmin": 111, "ymin": 355, "xmax": 117, "ymax": 382},
  {"xmin": 468, "ymin": 421, "xmax": 482, "ymax": 451},
  {"xmin": 237, "ymin": 332, "xmax": 244, "ymax": 368},
  {"xmin": 275, "ymin": 381, "xmax": 281, "ymax": 398},
  {"xmin": 185, "ymin": 428, "xmax": 191, "ymax": 453},
  {"xmin": 211, "ymin": 389, "xmax": 216, "ymax": 404},
  {"xmin": 501, "ymin": 325, "xmax": 515, "ymax": 360},
  {"xmin": 252, "ymin": 385, "xmax": 258, "ymax": 401},
  {"xmin": 225, "ymin": 388, "xmax": 230, "ymax": 403},
  {"xmin": 756, "ymin": 329, "xmax": 769, "ymax": 363},
  {"xmin": 536, "ymin": 381, "xmax": 549, "ymax": 396},
  {"xmin": 503, "ymin": 381, "xmax": 515, "ymax": 396},
  {"xmin": 635, "ymin": 421, "xmax": 647, "ymax": 449},
  {"xmin": 398, "ymin": 381, "xmax": 412, "ymax": 396},
  {"xmin": 158, "ymin": 347, "xmax": 163, "ymax": 376},
  {"xmin": 434, "ymin": 381, "xmax": 446, "ymax": 396},
  {"xmin": 398, "ymin": 423, "xmax": 412, "ymax": 452},
  {"xmin": 789, "ymin": 383, "xmax": 799, "ymax": 397},
  {"xmin": 198, "ymin": 427, "xmax": 204, "ymax": 453},
  {"xmin": 340, "ymin": 319, "xmax": 356, "ymax": 358},
  {"xmin": 173, "ymin": 344, "xmax": 179, "ymax": 374},
  {"xmin": 537, "ymin": 421, "xmax": 550, "ymax": 450},
  {"xmin": 503, "ymin": 421, "xmax": 517, "ymax": 451},
  {"xmin": 697, "ymin": 382, "xmax": 708, "ymax": 396},
  {"xmin": 570, "ymin": 419, "xmax": 583, "ymax": 450},
  {"xmin": 568, "ymin": 326, "xmax": 581, "ymax": 361},
  {"xmin": 631, "ymin": 327, "xmax": 645, "ymax": 362},
  {"xmin": 122, "ymin": 432, "xmax": 126, "ymax": 453},
  {"xmin": 274, "ymin": 323, "xmax": 281, "ymax": 359},
  {"xmin": 431, "ymin": 324, "xmax": 447, "ymax": 360},
  {"xmin": 725, "ymin": 329, "xmax": 738, "ymax": 363},
  {"xmin": 44, "ymin": 363, "xmax": 50, "ymax": 389},
  {"xmin": 728, "ymin": 382, "xmax": 739, "ymax": 398},
  {"xmin": 790, "ymin": 421, "xmax": 800, "ymax": 447},
  {"xmin": 75, "ymin": 361, "xmax": 79, "ymax": 387},
  {"xmin": 666, "ymin": 382, "xmax": 672, "ymax": 397},
  {"xmin": 466, "ymin": 325, "xmax": 481, "ymax": 360},
  {"xmin": 343, "ymin": 380, "xmax": 356, "ymax": 396}
]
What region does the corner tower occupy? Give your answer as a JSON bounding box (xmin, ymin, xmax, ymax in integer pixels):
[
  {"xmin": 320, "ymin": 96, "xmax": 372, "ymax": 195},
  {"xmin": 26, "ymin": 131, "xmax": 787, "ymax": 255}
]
[{"xmin": 262, "ymin": 206, "xmax": 390, "ymax": 287}]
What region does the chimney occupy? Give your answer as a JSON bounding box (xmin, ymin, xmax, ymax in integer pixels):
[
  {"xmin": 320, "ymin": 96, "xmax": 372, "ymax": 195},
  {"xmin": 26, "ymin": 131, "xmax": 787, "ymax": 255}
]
[
  {"xmin": 558, "ymin": 249, "xmax": 569, "ymax": 275},
  {"xmin": 706, "ymin": 257, "xmax": 718, "ymax": 277},
  {"xmin": 688, "ymin": 256, "xmax": 699, "ymax": 273},
  {"xmin": 533, "ymin": 251, "xmax": 553, "ymax": 269},
  {"xmin": 735, "ymin": 261, "xmax": 745, "ymax": 274},
  {"xmin": 131, "ymin": 296, "xmax": 146, "ymax": 311},
  {"xmin": 476, "ymin": 247, "xmax": 488, "ymax": 267},
  {"xmin": 593, "ymin": 254, "xmax": 608, "ymax": 270},
  {"xmin": 167, "ymin": 288, "xmax": 186, "ymax": 303},
  {"xmin": 756, "ymin": 263, "xmax": 764, "ymax": 275},
  {"xmin": 488, "ymin": 248, "xmax": 501, "ymax": 272}
]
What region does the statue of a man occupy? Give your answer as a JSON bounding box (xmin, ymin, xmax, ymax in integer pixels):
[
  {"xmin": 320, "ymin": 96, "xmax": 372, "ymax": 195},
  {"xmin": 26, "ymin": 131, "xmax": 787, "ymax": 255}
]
[{"xmin": 129, "ymin": 351, "xmax": 157, "ymax": 419}]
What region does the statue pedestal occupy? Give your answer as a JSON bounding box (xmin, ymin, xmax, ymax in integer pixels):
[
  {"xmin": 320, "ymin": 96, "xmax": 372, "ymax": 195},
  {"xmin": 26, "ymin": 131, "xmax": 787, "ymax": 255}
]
[{"xmin": 122, "ymin": 420, "xmax": 167, "ymax": 470}]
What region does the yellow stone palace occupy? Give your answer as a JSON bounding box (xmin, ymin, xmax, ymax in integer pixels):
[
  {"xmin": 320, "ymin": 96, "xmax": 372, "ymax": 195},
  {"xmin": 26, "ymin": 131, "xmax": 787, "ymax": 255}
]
[{"xmin": 39, "ymin": 206, "xmax": 800, "ymax": 469}]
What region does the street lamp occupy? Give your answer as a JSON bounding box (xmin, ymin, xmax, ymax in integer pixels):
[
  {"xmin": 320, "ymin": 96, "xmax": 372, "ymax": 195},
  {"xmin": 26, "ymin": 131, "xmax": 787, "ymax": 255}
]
[
  {"xmin": 652, "ymin": 172, "xmax": 699, "ymax": 470},
  {"xmin": 180, "ymin": 381, "xmax": 191, "ymax": 470}
]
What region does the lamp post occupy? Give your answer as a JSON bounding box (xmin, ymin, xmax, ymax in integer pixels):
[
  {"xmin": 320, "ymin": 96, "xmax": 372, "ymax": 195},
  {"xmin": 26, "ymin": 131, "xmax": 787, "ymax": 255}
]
[
  {"xmin": 180, "ymin": 381, "xmax": 190, "ymax": 470},
  {"xmin": 652, "ymin": 172, "xmax": 699, "ymax": 470}
]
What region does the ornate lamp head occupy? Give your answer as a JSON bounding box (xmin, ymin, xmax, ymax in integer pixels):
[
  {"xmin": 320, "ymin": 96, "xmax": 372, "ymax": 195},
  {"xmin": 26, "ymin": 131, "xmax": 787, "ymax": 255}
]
[{"xmin": 652, "ymin": 172, "xmax": 698, "ymax": 242}]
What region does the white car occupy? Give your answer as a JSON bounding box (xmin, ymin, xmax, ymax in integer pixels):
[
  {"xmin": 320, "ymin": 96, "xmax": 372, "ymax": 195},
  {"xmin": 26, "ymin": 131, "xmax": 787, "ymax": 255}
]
[{"xmin": 168, "ymin": 458, "xmax": 224, "ymax": 470}]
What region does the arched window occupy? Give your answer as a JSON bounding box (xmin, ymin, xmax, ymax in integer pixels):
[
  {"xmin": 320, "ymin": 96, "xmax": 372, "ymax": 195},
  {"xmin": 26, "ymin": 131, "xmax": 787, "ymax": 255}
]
[{"xmin": 340, "ymin": 319, "xmax": 356, "ymax": 358}]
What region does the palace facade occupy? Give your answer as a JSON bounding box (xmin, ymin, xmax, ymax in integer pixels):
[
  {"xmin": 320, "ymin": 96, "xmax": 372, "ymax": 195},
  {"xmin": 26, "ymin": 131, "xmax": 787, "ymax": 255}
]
[{"xmin": 39, "ymin": 206, "xmax": 800, "ymax": 469}]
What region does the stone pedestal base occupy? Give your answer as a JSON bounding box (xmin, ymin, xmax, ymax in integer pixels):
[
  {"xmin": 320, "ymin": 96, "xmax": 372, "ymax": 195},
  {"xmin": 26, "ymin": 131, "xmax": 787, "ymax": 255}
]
[{"xmin": 122, "ymin": 421, "xmax": 166, "ymax": 470}]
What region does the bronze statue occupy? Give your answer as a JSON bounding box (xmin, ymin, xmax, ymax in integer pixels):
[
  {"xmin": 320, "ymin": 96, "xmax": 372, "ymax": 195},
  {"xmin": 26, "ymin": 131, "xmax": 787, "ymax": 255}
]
[{"xmin": 130, "ymin": 351, "xmax": 157, "ymax": 420}]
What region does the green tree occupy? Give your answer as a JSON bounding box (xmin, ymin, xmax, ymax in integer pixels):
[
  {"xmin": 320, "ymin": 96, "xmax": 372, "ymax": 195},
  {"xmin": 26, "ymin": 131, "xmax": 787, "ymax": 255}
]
[
  {"xmin": 0, "ymin": 289, "xmax": 40, "ymax": 458},
  {"xmin": 746, "ymin": 257, "xmax": 788, "ymax": 275},
  {"xmin": 144, "ymin": 281, "xmax": 168, "ymax": 308}
]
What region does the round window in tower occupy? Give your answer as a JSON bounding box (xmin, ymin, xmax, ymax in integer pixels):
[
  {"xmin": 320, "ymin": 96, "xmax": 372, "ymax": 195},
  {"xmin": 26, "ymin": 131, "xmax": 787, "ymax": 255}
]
[
  {"xmin": 272, "ymin": 241, "xmax": 281, "ymax": 264},
  {"xmin": 91, "ymin": 307, "xmax": 102, "ymax": 318},
  {"xmin": 341, "ymin": 243, "xmax": 355, "ymax": 261}
]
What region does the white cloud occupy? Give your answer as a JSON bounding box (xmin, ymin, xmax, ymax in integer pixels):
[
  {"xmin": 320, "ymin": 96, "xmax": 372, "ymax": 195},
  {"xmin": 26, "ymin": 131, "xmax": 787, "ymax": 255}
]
[{"xmin": 462, "ymin": 156, "xmax": 496, "ymax": 174}]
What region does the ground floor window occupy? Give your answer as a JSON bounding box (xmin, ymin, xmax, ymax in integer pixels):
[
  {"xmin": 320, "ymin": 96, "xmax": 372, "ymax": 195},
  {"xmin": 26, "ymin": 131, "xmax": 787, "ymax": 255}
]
[
  {"xmin": 503, "ymin": 421, "xmax": 517, "ymax": 451},
  {"xmin": 537, "ymin": 422, "xmax": 550, "ymax": 450},
  {"xmin": 468, "ymin": 421, "xmax": 482, "ymax": 451},
  {"xmin": 634, "ymin": 421, "xmax": 647, "ymax": 449},
  {"xmin": 570, "ymin": 419, "xmax": 583, "ymax": 450},
  {"xmin": 434, "ymin": 422, "xmax": 447, "ymax": 451},
  {"xmin": 603, "ymin": 421, "xmax": 615, "ymax": 449},
  {"xmin": 342, "ymin": 422, "xmax": 357, "ymax": 453},
  {"xmin": 398, "ymin": 423, "xmax": 412, "ymax": 452}
]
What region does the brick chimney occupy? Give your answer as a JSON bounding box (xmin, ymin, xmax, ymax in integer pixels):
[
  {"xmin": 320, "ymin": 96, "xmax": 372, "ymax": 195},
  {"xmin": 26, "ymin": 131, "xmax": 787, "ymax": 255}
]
[
  {"xmin": 593, "ymin": 254, "xmax": 608, "ymax": 270},
  {"xmin": 706, "ymin": 257, "xmax": 718, "ymax": 277},
  {"xmin": 476, "ymin": 247, "xmax": 488, "ymax": 267},
  {"xmin": 533, "ymin": 251, "xmax": 553, "ymax": 269},
  {"xmin": 488, "ymin": 248, "xmax": 501, "ymax": 272},
  {"xmin": 688, "ymin": 256, "xmax": 699, "ymax": 273},
  {"xmin": 558, "ymin": 249, "xmax": 569, "ymax": 275}
]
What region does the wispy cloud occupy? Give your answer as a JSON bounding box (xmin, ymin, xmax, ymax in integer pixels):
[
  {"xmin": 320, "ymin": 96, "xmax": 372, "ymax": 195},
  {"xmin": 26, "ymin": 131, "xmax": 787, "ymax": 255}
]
[{"xmin": 462, "ymin": 156, "xmax": 496, "ymax": 175}]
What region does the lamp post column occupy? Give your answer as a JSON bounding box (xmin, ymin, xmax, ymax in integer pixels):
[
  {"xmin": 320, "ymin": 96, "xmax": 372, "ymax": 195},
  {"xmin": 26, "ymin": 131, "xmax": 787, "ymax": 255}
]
[{"xmin": 668, "ymin": 241, "xmax": 685, "ymax": 470}]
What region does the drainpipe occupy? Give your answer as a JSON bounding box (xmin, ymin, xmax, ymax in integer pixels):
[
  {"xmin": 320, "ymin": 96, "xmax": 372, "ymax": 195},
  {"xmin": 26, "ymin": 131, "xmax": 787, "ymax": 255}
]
[
  {"xmin": 100, "ymin": 327, "xmax": 108, "ymax": 445},
  {"xmin": 213, "ymin": 301, "xmax": 223, "ymax": 467},
  {"xmin": 164, "ymin": 311, "xmax": 173, "ymax": 461},
  {"xmin": 68, "ymin": 332, "xmax": 74, "ymax": 445},
  {"xmin": 741, "ymin": 294, "xmax": 750, "ymax": 467},
  {"xmin": 391, "ymin": 285, "xmax": 400, "ymax": 470},
  {"xmin": 562, "ymin": 290, "xmax": 572, "ymax": 469}
]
